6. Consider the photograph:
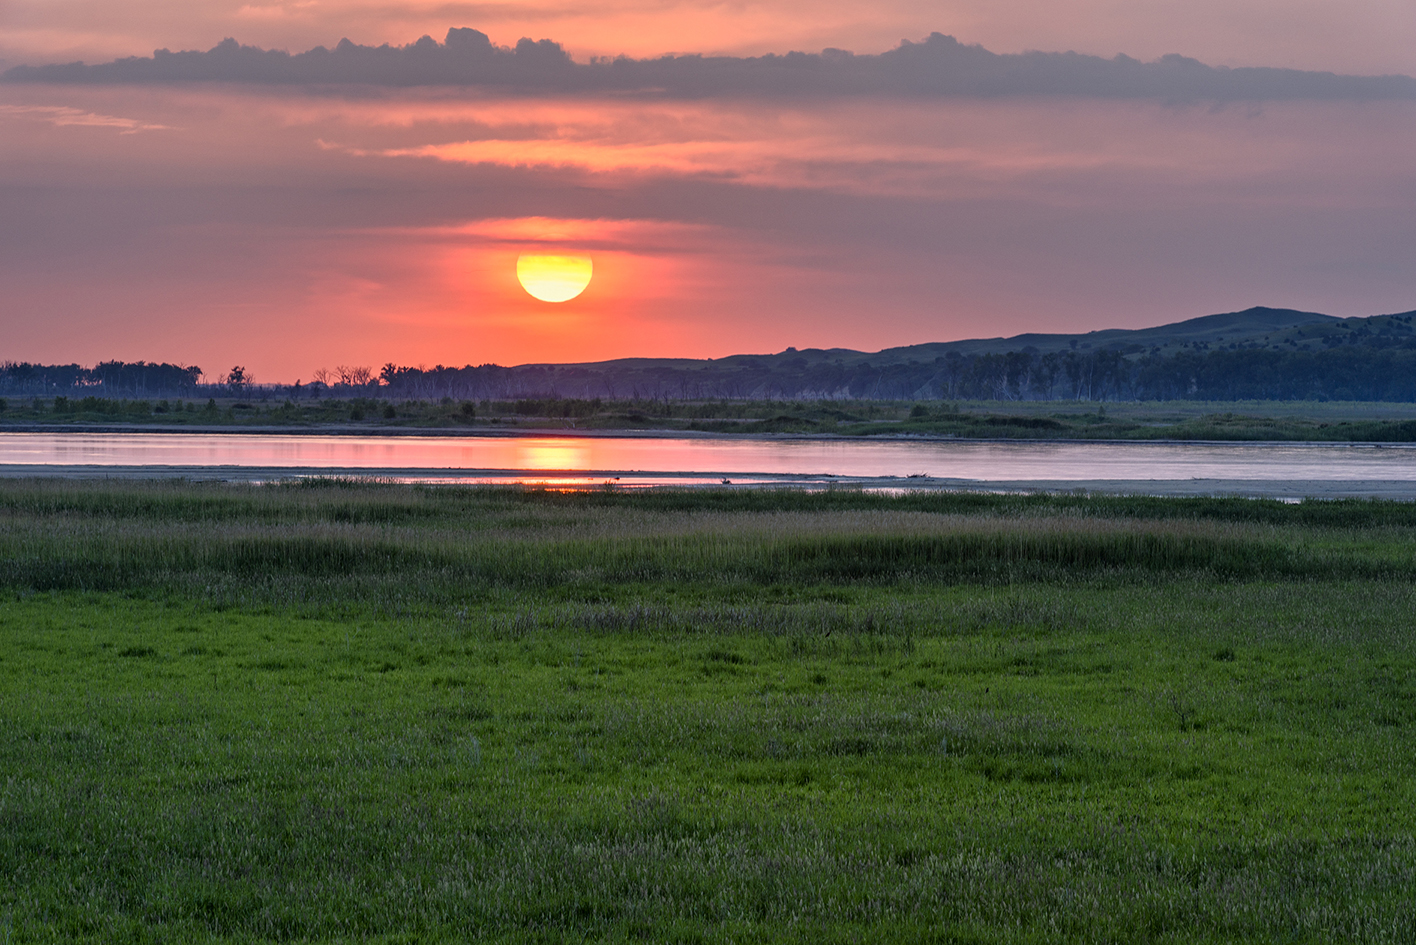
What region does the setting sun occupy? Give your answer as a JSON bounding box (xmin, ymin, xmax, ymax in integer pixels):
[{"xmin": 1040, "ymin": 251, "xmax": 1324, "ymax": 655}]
[{"xmin": 516, "ymin": 254, "xmax": 593, "ymax": 302}]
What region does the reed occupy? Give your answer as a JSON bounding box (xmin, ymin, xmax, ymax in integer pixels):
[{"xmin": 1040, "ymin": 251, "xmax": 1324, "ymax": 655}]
[{"xmin": 1, "ymin": 481, "xmax": 1413, "ymax": 614}]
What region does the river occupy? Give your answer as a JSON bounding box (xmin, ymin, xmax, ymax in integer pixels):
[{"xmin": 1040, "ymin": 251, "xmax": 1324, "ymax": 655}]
[{"xmin": 1, "ymin": 431, "xmax": 1414, "ymax": 497}]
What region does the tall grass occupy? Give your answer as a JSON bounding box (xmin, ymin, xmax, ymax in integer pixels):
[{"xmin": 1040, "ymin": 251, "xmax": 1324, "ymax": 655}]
[{"xmin": 1, "ymin": 482, "xmax": 1412, "ymax": 615}]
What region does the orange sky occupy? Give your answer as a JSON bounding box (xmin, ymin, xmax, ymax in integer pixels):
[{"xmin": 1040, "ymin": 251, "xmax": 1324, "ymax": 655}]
[{"xmin": 1, "ymin": 3, "xmax": 1413, "ymax": 381}]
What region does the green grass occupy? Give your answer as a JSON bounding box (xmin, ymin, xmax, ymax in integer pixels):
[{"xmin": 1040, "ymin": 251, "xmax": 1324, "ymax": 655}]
[{"xmin": 2, "ymin": 481, "xmax": 1415, "ymax": 942}]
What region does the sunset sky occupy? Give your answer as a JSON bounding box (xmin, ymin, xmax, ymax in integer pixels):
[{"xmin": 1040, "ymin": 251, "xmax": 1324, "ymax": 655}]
[{"xmin": 2, "ymin": 1, "xmax": 1413, "ymax": 381}]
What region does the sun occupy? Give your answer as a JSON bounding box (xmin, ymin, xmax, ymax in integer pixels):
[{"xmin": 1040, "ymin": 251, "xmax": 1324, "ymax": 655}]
[{"xmin": 516, "ymin": 254, "xmax": 593, "ymax": 302}]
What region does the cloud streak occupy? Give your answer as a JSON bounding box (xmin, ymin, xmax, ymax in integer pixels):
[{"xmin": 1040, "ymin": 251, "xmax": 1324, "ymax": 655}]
[
  {"xmin": 6, "ymin": 29, "xmax": 1414, "ymax": 101},
  {"xmin": 0, "ymin": 102, "xmax": 170, "ymax": 131}
]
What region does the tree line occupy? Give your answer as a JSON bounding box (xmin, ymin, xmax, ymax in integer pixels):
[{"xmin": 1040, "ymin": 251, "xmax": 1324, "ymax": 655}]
[
  {"xmin": 7, "ymin": 335, "xmax": 1416, "ymax": 403},
  {"xmin": 370, "ymin": 343, "xmax": 1416, "ymax": 403},
  {"xmin": 0, "ymin": 361, "xmax": 203, "ymax": 396}
]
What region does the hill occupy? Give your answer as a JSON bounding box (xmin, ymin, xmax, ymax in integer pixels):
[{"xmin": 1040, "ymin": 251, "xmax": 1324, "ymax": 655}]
[
  {"xmin": 374, "ymin": 305, "xmax": 1416, "ymax": 402},
  {"xmin": 532, "ymin": 305, "xmax": 1347, "ymax": 374},
  {"xmin": 5, "ymin": 306, "xmax": 1415, "ymax": 403}
]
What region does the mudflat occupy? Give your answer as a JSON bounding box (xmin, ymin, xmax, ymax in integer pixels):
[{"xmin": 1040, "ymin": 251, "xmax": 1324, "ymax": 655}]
[{"xmin": 2, "ymin": 462, "xmax": 1416, "ymax": 498}]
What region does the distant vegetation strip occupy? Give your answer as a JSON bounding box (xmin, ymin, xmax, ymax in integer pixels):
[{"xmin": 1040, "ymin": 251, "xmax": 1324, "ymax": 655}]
[{"xmin": 4, "ymin": 393, "xmax": 1416, "ymax": 441}]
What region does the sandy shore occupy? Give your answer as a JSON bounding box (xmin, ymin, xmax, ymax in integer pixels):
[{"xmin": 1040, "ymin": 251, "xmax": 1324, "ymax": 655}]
[{"xmin": 1, "ymin": 464, "xmax": 1412, "ymax": 499}]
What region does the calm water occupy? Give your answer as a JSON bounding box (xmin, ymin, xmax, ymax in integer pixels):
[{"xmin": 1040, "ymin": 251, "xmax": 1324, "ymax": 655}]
[{"xmin": 1, "ymin": 432, "xmax": 1415, "ymax": 486}]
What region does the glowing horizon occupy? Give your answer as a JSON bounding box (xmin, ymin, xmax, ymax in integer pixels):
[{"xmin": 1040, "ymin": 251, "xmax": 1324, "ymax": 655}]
[{"xmin": 0, "ymin": 7, "xmax": 1411, "ymax": 381}]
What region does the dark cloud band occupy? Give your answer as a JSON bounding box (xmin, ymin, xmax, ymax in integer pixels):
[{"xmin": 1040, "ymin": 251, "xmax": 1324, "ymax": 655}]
[{"xmin": 6, "ymin": 29, "xmax": 1414, "ymax": 101}]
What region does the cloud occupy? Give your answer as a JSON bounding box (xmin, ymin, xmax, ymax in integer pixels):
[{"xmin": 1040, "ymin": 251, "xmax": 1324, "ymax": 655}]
[
  {"xmin": 0, "ymin": 103, "xmax": 169, "ymax": 131},
  {"xmin": 314, "ymin": 99, "xmax": 1196, "ymax": 200},
  {"xmin": 5, "ymin": 29, "xmax": 1414, "ymax": 101}
]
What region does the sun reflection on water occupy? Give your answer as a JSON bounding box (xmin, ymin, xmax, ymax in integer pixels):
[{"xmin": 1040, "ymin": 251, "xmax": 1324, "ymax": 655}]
[{"xmin": 516, "ymin": 439, "xmax": 591, "ymax": 470}]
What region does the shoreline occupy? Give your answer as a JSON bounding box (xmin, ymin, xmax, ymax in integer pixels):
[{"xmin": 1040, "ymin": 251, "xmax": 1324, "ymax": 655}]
[{"xmin": 0, "ymin": 464, "xmax": 1413, "ymax": 499}]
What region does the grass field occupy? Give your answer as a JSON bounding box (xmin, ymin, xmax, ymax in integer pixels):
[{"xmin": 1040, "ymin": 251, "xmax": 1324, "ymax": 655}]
[{"xmin": 2, "ymin": 481, "xmax": 1414, "ymax": 942}]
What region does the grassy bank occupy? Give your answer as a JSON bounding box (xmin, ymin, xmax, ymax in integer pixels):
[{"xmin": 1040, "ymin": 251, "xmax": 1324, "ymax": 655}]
[
  {"xmin": 5, "ymin": 395, "xmax": 1416, "ymax": 441},
  {"xmin": 2, "ymin": 481, "xmax": 1414, "ymax": 942}
]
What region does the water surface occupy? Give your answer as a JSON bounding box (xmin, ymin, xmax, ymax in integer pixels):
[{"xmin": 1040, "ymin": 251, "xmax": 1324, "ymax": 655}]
[{"xmin": 1, "ymin": 432, "xmax": 1414, "ymax": 490}]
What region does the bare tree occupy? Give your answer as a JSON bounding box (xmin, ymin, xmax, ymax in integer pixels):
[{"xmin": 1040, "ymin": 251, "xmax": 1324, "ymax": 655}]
[
  {"xmin": 333, "ymin": 365, "xmax": 374, "ymax": 387},
  {"xmin": 311, "ymin": 368, "xmax": 331, "ymax": 386}
]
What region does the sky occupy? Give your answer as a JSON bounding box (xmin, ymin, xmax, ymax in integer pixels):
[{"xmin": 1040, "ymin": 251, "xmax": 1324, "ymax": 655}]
[{"xmin": 1, "ymin": 1, "xmax": 1413, "ymax": 381}]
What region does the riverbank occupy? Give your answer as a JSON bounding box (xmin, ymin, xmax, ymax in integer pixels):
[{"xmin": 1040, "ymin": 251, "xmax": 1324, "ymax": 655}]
[
  {"xmin": 1, "ymin": 465, "xmax": 1414, "ymax": 499},
  {"xmin": 4, "ymin": 394, "xmax": 1416, "ymax": 441}
]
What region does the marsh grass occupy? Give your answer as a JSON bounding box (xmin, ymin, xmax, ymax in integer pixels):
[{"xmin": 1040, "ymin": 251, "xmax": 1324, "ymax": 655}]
[
  {"xmin": 1, "ymin": 480, "xmax": 1415, "ymax": 941},
  {"xmin": 1, "ymin": 481, "xmax": 1413, "ymax": 617}
]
